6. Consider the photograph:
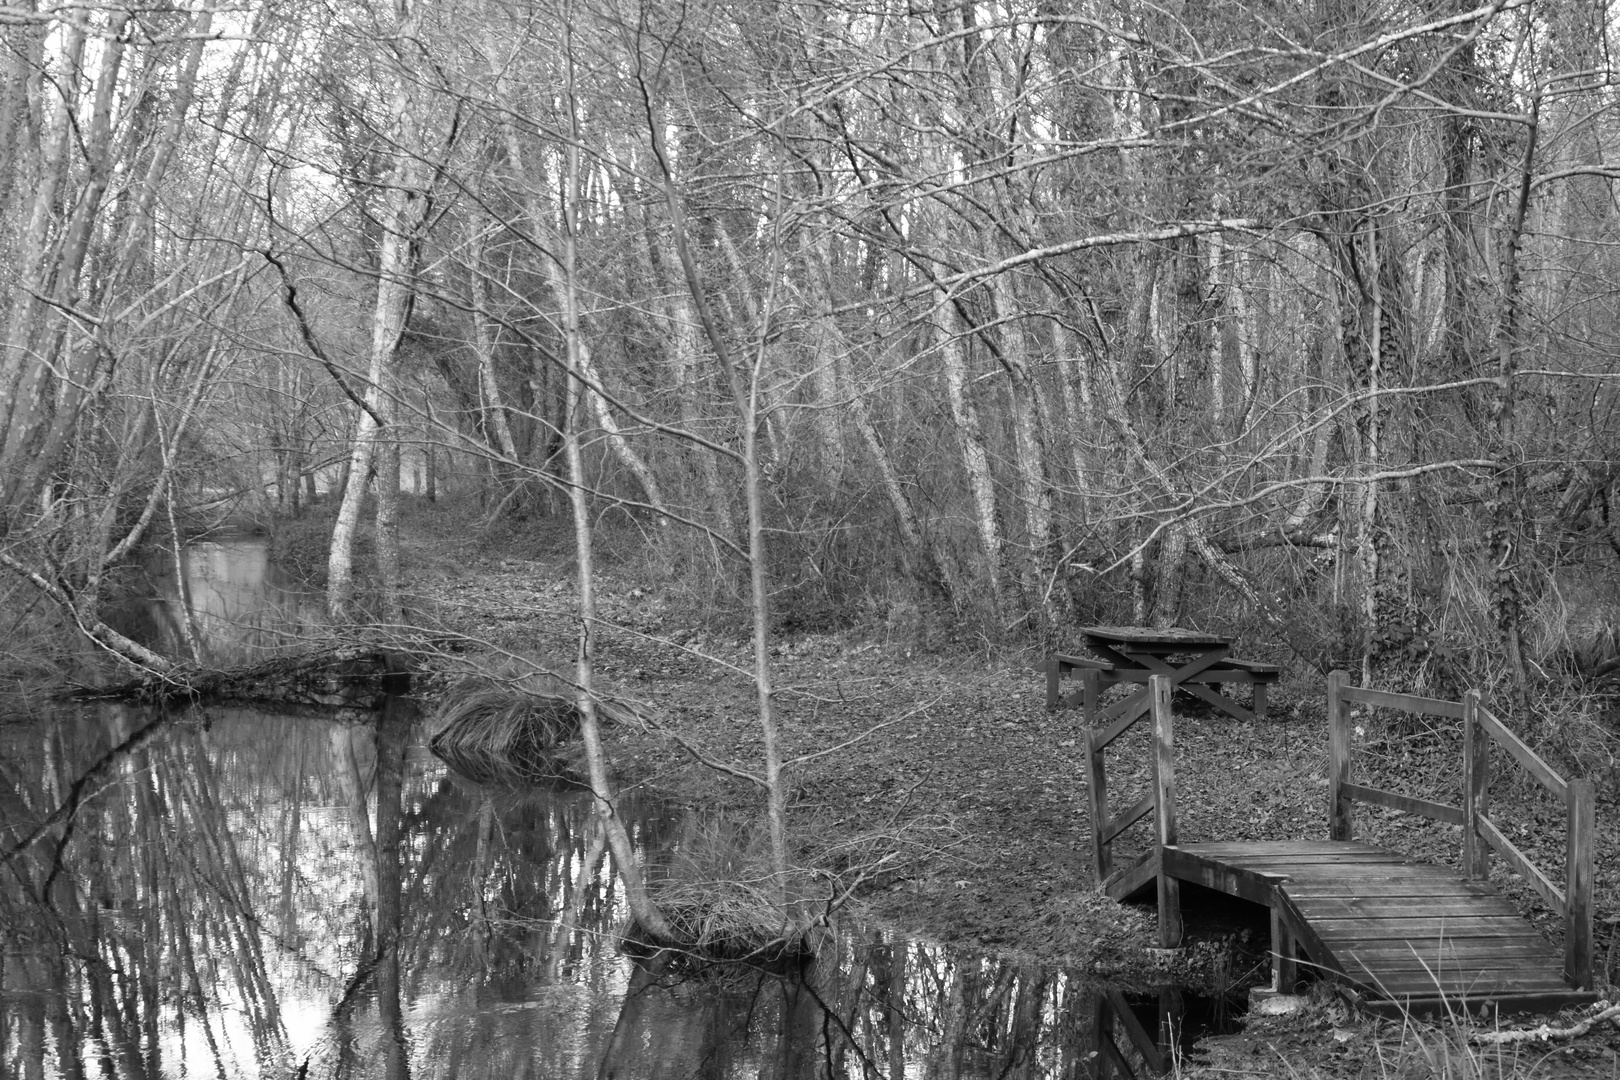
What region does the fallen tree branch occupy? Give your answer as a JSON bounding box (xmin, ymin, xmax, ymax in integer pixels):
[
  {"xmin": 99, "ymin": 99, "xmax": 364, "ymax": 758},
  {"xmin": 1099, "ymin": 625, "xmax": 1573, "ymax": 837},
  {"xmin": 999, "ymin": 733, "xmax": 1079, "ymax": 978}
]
[
  {"xmin": 73, "ymin": 645, "xmax": 407, "ymax": 706},
  {"xmin": 0, "ymin": 551, "xmax": 179, "ymax": 678},
  {"xmin": 648, "ymin": 722, "xmax": 768, "ymax": 790},
  {"xmin": 1471, "ymin": 1002, "xmax": 1619, "ymax": 1044}
]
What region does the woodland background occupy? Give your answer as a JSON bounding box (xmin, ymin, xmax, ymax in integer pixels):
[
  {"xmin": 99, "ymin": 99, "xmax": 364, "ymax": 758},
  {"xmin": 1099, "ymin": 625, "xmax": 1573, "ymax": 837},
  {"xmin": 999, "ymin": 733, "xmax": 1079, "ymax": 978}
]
[{"xmin": 3, "ymin": 0, "xmax": 1620, "ymax": 700}]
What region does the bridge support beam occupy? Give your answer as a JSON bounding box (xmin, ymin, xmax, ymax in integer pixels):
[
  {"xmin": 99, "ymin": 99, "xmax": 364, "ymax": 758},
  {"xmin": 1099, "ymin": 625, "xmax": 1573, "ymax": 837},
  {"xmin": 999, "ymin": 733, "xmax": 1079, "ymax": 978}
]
[
  {"xmin": 1152, "ymin": 675, "xmax": 1182, "ymax": 948},
  {"xmin": 1269, "ymin": 903, "xmax": 1298, "ymax": 994}
]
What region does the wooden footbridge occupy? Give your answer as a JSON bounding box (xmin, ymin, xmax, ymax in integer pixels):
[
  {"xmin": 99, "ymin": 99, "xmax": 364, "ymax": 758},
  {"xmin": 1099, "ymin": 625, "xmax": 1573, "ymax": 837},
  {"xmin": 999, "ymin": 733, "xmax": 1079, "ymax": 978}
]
[{"xmin": 1051, "ymin": 665, "xmax": 1599, "ymax": 1017}]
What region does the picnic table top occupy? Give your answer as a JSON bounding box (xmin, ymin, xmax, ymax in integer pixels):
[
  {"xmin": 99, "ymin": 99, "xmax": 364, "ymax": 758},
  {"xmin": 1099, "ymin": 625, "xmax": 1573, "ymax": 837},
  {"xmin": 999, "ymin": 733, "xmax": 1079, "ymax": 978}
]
[{"xmin": 1079, "ymin": 625, "xmax": 1232, "ymax": 650}]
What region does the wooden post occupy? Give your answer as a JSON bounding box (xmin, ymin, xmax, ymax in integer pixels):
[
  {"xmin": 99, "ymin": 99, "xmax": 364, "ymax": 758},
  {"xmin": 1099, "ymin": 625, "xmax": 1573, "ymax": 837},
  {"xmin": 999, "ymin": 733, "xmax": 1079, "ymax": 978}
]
[
  {"xmin": 1046, "ymin": 656, "xmax": 1060, "ymax": 711},
  {"xmin": 1253, "ymin": 681, "xmax": 1268, "ymax": 722},
  {"xmin": 1461, "ymin": 689, "xmax": 1489, "ymax": 880},
  {"xmin": 1152, "ymin": 674, "xmax": 1182, "ymax": 948},
  {"xmin": 1565, "ymin": 778, "xmax": 1595, "ymax": 989},
  {"xmin": 1083, "ymin": 665, "xmax": 1100, "ymax": 729},
  {"xmin": 1326, "ymin": 670, "xmax": 1352, "ymax": 841},
  {"xmin": 1082, "ymin": 669, "xmax": 1111, "ymax": 884},
  {"xmin": 1270, "ymin": 902, "xmax": 1298, "ymax": 994}
]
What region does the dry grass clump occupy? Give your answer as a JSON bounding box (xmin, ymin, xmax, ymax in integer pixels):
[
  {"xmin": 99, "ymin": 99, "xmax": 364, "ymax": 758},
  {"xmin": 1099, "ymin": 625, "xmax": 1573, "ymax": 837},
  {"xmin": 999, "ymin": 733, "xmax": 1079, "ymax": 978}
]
[
  {"xmin": 431, "ymin": 687, "xmax": 585, "ymax": 785},
  {"xmin": 428, "ymin": 661, "xmax": 636, "ymax": 786},
  {"xmin": 641, "ymin": 814, "xmax": 832, "ymax": 969}
]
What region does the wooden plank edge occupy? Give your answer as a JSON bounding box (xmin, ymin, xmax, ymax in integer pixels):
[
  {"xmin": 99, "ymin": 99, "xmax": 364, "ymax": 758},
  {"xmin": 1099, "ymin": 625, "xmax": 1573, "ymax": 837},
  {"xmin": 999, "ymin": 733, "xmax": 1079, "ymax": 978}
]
[
  {"xmin": 1273, "ymin": 889, "xmax": 1352, "ymax": 987},
  {"xmin": 1162, "ymin": 847, "xmax": 1288, "ymax": 906},
  {"xmin": 1094, "ymin": 693, "xmax": 1151, "ymax": 750},
  {"xmin": 1104, "ymin": 849, "xmax": 1160, "ymax": 903},
  {"xmin": 1100, "ymin": 791, "xmax": 1155, "ymax": 845},
  {"xmin": 1052, "ymin": 653, "xmax": 1113, "ymax": 670},
  {"xmin": 1175, "ymin": 840, "xmax": 1387, "ymax": 855},
  {"xmin": 1341, "ymin": 782, "xmax": 1463, "ymax": 825},
  {"xmin": 1289, "ymin": 901, "xmax": 1528, "ymax": 919},
  {"xmin": 1476, "ymin": 705, "xmax": 1569, "ymax": 803},
  {"xmin": 1339, "ymin": 686, "xmax": 1465, "ymax": 718},
  {"xmin": 1477, "ymin": 816, "xmax": 1565, "ymax": 913}
]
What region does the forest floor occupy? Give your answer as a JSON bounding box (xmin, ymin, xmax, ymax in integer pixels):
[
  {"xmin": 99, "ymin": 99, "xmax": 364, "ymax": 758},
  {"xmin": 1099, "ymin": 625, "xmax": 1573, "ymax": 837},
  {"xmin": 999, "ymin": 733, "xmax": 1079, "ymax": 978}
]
[{"xmin": 370, "ymin": 515, "xmax": 1620, "ymax": 1077}]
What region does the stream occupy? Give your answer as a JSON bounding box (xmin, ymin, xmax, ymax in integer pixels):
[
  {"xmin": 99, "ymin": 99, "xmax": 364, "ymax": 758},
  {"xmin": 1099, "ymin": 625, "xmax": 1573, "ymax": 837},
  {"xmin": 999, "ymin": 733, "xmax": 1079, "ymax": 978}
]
[{"xmin": 0, "ymin": 538, "xmax": 1246, "ymax": 1079}]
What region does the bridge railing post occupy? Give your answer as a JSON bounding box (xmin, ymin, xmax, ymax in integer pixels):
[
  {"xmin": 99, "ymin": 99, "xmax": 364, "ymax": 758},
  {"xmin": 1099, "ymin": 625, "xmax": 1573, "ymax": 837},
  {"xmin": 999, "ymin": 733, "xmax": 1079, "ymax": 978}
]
[
  {"xmin": 1082, "ymin": 669, "xmax": 1110, "ymax": 884},
  {"xmin": 1269, "ymin": 899, "xmax": 1298, "ymax": 994},
  {"xmin": 1566, "ymin": 779, "xmax": 1595, "ymax": 989},
  {"xmin": 1151, "ymin": 674, "xmax": 1182, "ymax": 948},
  {"xmin": 1326, "ymin": 670, "xmax": 1352, "ymax": 841},
  {"xmin": 1461, "ymin": 689, "xmax": 1490, "ymax": 880}
]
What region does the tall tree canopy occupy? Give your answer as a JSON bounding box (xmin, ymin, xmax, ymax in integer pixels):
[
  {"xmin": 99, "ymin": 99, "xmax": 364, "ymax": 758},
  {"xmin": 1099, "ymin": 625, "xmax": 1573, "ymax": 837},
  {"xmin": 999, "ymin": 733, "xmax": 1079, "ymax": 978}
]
[{"xmin": 4, "ymin": 0, "xmax": 1620, "ymax": 694}]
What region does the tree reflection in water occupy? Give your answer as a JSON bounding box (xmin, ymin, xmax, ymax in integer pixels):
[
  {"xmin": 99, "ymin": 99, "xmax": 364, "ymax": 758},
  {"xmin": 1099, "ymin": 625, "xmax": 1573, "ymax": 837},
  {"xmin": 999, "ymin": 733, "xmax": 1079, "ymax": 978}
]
[{"xmin": 0, "ymin": 700, "xmax": 1234, "ymax": 1079}]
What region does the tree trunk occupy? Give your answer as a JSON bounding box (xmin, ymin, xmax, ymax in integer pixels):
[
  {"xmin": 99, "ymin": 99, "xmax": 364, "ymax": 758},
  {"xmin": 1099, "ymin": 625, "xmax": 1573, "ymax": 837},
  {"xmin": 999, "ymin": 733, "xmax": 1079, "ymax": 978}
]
[
  {"xmin": 375, "ymin": 435, "xmax": 402, "ymax": 625},
  {"xmin": 560, "ymin": 85, "xmax": 673, "ymax": 942},
  {"xmin": 328, "ymin": 0, "xmax": 432, "ymax": 621},
  {"xmin": 371, "ymin": 704, "xmax": 410, "ymax": 1080},
  {"xmin": 1489, "ymin": 93, "xmax": 1540, "ymax": 707},
  {"xmin": 331, "ymin": 725, "xmax": 377, "ymax": 929},
  {"xmin": 935, "ymin": 290, "xmax": 1014, "ymax": 618},
  {"xmin": 469, "ymin": 225, "xmax": 520, "ymax": 466},
  {"xmin": 987, "ymin": 268, "xmax": 1068, "ymax": 635},
  {"xmin": 1151, "ymin": 523, "xmax": 1188, "ymax": 627}
]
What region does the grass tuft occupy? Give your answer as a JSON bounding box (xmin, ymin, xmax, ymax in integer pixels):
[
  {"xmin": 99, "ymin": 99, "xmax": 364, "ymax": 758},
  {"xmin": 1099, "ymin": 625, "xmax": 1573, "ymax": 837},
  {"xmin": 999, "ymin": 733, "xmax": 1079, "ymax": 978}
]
[
  {"xmin": 636, "ymin": 813, "xmax": 832, "ymax": 969},
  {"xmin": 428, "ymin": 664, "xmax": 636, "ymax": 786}
]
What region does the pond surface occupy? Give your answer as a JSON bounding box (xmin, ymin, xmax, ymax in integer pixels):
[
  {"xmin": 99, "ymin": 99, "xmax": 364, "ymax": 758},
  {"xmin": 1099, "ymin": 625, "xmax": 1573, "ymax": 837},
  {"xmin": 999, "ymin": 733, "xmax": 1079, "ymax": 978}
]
[
  {"xmin": 0, "ymin": 538, "xmax": 1246, "ymax": 1078},
  {"xmin": 102, "ymin": 536, "xmax": 328, "ymax": 666}
]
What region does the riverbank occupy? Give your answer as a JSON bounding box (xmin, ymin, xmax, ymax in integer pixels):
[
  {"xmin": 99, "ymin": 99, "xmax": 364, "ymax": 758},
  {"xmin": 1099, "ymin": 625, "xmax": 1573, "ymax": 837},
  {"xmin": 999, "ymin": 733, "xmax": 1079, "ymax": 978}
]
[{"xmin": 241, "ymin": 499, "xmax": 1620, "ymax": 1073}]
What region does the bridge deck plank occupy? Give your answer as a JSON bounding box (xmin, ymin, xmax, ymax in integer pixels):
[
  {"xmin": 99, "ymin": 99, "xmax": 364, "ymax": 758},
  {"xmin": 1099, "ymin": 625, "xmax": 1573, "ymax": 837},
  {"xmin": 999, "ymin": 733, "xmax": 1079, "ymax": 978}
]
[{"xmin": 1160, "ymin": 841, "xmax": 1593, "ymax": 1011}]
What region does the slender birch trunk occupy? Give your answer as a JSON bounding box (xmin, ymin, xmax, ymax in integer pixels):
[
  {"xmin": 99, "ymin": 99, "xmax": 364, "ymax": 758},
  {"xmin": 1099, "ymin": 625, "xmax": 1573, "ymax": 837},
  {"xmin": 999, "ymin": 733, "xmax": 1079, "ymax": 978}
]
[
  {"xmin": 576, "ymin": 341, "xmax": 669, "ymax": 520},
  {"xmin": 935, "ymin": 290, "xmax": 1014, "ymax": 617},
  {"xmin": 648, "ymin": 94, "xmax": 791, "ymax": 899},
  {"xmin": 328, "ymin": 0, "xmax": 432, "ymax": 621},
  {"xmin": 1207, "ymin": 231, "xmax": 1226, "ymax": 420},
  {"xmin": 331, "ymin": 726, "xmax": 377, "ymax": 929},
  {"xmin": 804, "ymin": 234, "xmax": 952, "ymax": 601},
  {"xmin": 668, "ymin": 288, "xmax": 736, "ymax": 539},
  {"xmin": 560, "ymin": 73, "xmax": 673, "ymax": 943},
  {"xmin": 469, "ymin": 225, "xmax": 520, "ymax": 466},
  {"xmin": 1230, "ymin": 250, "xmax": 1260, "ymax": 434},
  {"xmin": 988, "ymin": 269, "xmax": 1067, "ymax": 632},
  {"xmin": 800, "ymin": 232, "xmax": 846, "ymax": 483},
  {"xmin": 488, "ymin": 97, "xmax": 667, "ymax": 521}
]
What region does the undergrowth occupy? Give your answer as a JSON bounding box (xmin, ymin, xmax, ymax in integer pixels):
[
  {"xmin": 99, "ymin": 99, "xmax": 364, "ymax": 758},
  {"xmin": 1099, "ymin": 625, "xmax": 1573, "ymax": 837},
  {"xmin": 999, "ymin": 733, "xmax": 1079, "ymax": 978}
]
[
  {"xmin": 426, "ymin": 653, "xmax": 642, "ymax": 786},
  {"xmin": 643, "ymin": 813, "xmax": 832, "ymax": 967}
]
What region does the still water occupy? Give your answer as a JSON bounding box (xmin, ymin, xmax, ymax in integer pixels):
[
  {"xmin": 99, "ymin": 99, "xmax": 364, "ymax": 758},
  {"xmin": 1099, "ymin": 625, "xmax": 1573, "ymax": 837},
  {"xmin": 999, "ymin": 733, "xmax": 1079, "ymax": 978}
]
[{"xmin": 0, "ymin": 539, "xmax": 1243, "ymax": 1079}]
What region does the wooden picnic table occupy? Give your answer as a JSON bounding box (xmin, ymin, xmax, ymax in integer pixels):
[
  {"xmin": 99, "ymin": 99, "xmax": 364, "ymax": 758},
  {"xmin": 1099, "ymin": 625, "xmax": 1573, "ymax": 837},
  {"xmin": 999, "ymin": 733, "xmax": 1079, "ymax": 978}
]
[{"xmin": 1047, "ymin": 625, "xmax": 1280, "ymax": 723}]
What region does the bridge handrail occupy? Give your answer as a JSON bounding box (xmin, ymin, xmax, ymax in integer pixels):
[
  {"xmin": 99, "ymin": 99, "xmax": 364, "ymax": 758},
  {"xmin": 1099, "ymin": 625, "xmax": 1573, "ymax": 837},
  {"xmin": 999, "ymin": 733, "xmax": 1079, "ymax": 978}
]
[
  {"xmin": 1467, "ymin": 695, "xmax": 1595, "ymax": 989},
  {"xmin": 1071, "ymin": 670, "xmax": 1179, "ymax": 933},
  {"xmin": 1326, "ymin": 673, "xmax": 1466, "ymax": 838},
  {"xmin": 1327, "ymin": 671, "xmax": 1595, "ymax": 989}
]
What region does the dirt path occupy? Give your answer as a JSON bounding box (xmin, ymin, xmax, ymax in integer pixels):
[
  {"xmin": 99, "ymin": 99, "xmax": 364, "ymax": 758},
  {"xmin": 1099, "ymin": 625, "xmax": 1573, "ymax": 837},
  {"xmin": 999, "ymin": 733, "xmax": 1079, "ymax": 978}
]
[{"xmin": 417, "ymin": 561, "xmax": 1352, "ymax": 977}]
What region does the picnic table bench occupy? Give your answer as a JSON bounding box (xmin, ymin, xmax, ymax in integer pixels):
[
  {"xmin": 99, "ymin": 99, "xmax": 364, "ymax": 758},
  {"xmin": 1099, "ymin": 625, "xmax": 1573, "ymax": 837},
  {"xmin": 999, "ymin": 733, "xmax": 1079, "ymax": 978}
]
[{"xmin": 1047, "ymin": 625, "xmax": 1280, "ymax": 722}]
